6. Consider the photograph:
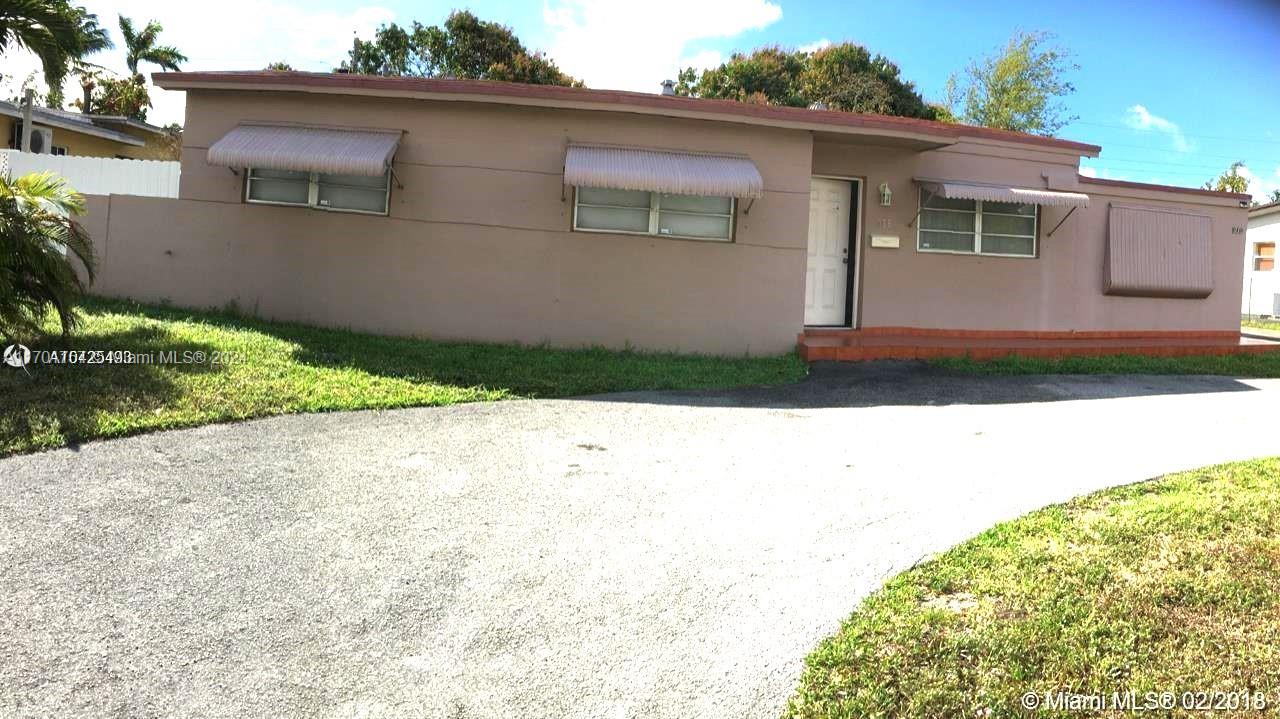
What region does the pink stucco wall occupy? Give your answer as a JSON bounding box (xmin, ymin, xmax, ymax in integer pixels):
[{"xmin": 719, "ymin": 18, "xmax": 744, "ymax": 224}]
[
  {"xmin": 86, "ymin": 91, "xmax": 814, "ymax": 355},
  {"xmin": 78, "ymin": 88, "xmax": 1250, "ymax": 355},
  {"xmin": 813, "ymin": 141, "xmax": 1247, "ymax": 333}
]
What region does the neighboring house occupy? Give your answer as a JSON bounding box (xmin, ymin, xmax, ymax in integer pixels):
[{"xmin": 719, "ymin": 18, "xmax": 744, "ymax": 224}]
[
  {"xmin": 1243, "ymin": 201, "xmax": 1280, "ymax": 317},
  {"xmin": 76, "ymin": 71, "xmax": 1258, "ymax": 358},
  {"xmin": 0, "ymin": 100, "xmax": 175, "ymax": 160}
]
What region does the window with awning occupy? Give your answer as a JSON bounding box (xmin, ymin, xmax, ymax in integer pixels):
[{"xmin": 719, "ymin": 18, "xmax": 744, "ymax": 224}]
[
  {"xmin": 914, "ymin": 179, "xmax": 1090, "ymax": 258},
  {"xmin": 916, "ymin": 179, "xmax": 1090, "ymax": 208},
  {"xmin": 565, "ymin": 144, "xmax": 763, "ymax": 242},
  {"xmin": 208, "ymin": 124, "xmax": 402, "ymax": 215}
]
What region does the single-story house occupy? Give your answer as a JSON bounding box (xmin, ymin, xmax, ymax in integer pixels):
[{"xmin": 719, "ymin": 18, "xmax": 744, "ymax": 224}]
[
  {"xmin": 1243, "ymin": 201, "xmax": 1279, "ymax": 317},
  {"xmin": 0, "ymin": 100, "xmax": 175, "ymax": 160},
  {"xmin": 78, "ymin": 70, "xmax": 1266, "ymax": 359}
]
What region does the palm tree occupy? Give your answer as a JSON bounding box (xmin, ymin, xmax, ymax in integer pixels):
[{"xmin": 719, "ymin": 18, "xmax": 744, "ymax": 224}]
[
  {"xmin": 0, "ymin": 172, "xmax": 96, "ymax": 341},
  {"xmin": 0, "ymin": 1, "xmax": 112, "ymax": 99},
  {"xmin": 118, "ymin": 15, "xmax": 187, "ymax": 77}
]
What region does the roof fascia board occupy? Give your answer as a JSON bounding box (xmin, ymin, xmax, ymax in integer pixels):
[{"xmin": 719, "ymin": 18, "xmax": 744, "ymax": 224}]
[
  {"xmin": 163, "ymin": 78, "xmax": 961, "ymax": 149},
  {"xmin": 1080, "ymin": 175, "xmax": 1251, "ymax": 207}
]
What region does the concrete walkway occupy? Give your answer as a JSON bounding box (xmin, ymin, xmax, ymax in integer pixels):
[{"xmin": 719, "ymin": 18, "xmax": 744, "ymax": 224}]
[{"xmin": 2, "ymin": 365, "xmax": 1278, "ymax": 718}]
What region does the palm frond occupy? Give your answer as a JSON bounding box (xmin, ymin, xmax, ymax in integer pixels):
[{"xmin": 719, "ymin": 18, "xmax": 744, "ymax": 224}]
[
  {"xmin": 0, "ymin": 171, "xmax": 97, "ymax": 342},
  {"xmin": 117, "ymin": 15, "xmax": 184, "ymax": 75},
  {"xmin": 117, "ymin": 14, "xmax": 135, "ymax": 45},
  {"xmin": 1, "ymin": 2, "xmax": 110, "ymax": 94},
  {"xmin": 141, "ymin": 45, "xmax": 187, "ymax": 72},
  {"xmin": 137, "ymin": 20, "xmax": 162, "ymax": 50}
]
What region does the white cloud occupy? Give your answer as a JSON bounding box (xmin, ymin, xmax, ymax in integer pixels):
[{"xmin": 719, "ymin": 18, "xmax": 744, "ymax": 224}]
[
  {"xmin": 1077, "ymin": 165, "xmax": 1133, "ymax": 182},
  {"xmin": 543, "ymin": 0, "xmax": 782, "ymax": 93},
  {"xmin": 798, "ymin": 38, "xmax": 832, "ymax": 53},
  {"xmin": 1123, "ymin": 104, "xmax": 1191, "ymax": 153},
  {"xmin": 1237, "ymin": 164, "xmax": 1280, "ymax": 202},
  {"xmin": 1, "ymin": 0, "xmax": 394, "ymax": 126}
]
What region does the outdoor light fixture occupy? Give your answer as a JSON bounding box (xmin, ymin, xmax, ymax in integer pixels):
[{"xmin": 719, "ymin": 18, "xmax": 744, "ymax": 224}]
[{"xmin": 878, "ymin": 182, "xmax": 892, "ymax": 207}]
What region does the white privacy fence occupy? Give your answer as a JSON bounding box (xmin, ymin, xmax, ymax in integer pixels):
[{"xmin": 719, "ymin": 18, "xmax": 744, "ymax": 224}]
[{"xmin": 0, "ymin": 149, "xmax": 179, "ymax": 198}]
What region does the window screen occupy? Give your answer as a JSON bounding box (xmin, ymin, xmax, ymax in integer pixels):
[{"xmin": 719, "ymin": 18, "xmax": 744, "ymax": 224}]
[
  {"xmin": 247, "ymin": 168, "xmax": 310, "ymax": 205},
  {"xmin": 246, "ymin": 168, "xmax": 391, "ymax": 215},
  {"xmin": 318, "ymin": 172, "xmax": 390, "ymax": 214},
  {"xmin": 917, "ymin": 190, "xmax": 1037, "ymax": 257},
  {"xmin": 573, "ymin": 188, "xmax": 734, "ymax": 241}
]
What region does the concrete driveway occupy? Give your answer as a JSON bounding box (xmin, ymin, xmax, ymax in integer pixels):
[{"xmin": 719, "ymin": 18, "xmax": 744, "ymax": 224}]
[{"xmin": 2, "ymin": 364, "xmax": 1278, "ymax": 718}]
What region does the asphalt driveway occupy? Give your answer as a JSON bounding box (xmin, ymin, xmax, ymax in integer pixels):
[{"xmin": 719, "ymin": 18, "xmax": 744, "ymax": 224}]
[{"xmin": 3, "ymin": 364, "xmax": 1279, "ymax": 718}]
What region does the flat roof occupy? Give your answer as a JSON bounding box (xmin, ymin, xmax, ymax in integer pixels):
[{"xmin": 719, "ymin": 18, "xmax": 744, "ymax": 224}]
[
  {"xmin": 154, "ymin": 70, "xmax": 1103, "ymax": 157},
  {"xmin": 1080, "ymin": 175, "xmax": 1252, "ymax": 203},
  {"xmin": 1250, "ymin": 200, "xmax": 1280, "ymax": 218}
]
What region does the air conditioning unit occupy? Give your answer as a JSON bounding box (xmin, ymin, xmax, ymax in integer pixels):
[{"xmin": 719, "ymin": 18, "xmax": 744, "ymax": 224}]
[
  {"xmin": 8, "ymin": 123, "xmax": 53, "ymax": 153},
  {"xmin": 28, "ymin": 127, "xmax": 53, "ymax": 154}
]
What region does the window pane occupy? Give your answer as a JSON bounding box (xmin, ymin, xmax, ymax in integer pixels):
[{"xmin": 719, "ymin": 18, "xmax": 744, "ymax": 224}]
[
  {"xmin": 659, "ymin": 194, "xmax": 732, "ymax": 214},
  {"xmin": 576, "ymin": 205, "xmax": 650, "ymax": 233},
  {"xmin": 982, "ymin": 213, "xmax": 1036, "ymax": 236},
  {"xmin": 1258, "ymin": 243, "xmax": 1275, "ymax": 258},
  {"xmin": 248, "ymin": 177, "xmax": 308, "ymax": 204},
  {"xmin": 984, "ymin": 201, "xmax": 1036, "ymax": 216},
  {"xmin": 919, "ymin": 230, "xmax": 975, "ymax": 253},
  {"xmin": 318, "ymin": 184, "xmax": 387, "ymax": 213},
  {"xmin": 922, "ymin": 193, "xmax": 976, "ymax": 211},
  {"xmin": 318, "ymin": 172, "xmax": 389, "ymax": 189},
  {"xmin": 249, "ymin": 168, "xmax": 308, "ymax": 181},
  {"xmin": 920, "ymin": 209, "xmax": 976, "ymax": 233},
  {"xmin": 1257, "ymin": 258, "xmax": 1275, "ymax": 272},
  {"xmin": 981, "ymin": 235, "xmax": 1035, "ymax": 256},
  {"xmin": 658, "ymin": 211, "xmax": 731, "ymax": 240},
  {"xmin": 577, "ymin": 187, "xmax": 651, "ymax": 208}
]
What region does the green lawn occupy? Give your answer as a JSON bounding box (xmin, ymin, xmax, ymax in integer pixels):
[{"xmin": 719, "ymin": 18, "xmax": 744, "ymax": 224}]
[
  {"xmin": 1244, "ymin": 317, "xmax": 1280, "ymax": 333},
  {"xmin": 785, "ymin": 458, "xmax": 1280, "ymax": 719},
  {"xmin": 0, "ymin": 297, "xmax": 806, "ymax": 456},
  {"xmin": 935, "ymin": 351, "xmax": 1280, "ymax": 377}
]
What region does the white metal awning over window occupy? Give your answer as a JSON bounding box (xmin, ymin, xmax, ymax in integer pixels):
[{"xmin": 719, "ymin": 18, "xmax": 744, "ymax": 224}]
[
  {"xmin": 916, "ymin": 178, "xmax": 1090, "ymax": 207},
  {"xmin": 565, "ymin": 144, "xmax": 764, "ymax": 198},
  {"xmin": 207, "ymin": 124, "xmax": 402, "ymax": 176}
]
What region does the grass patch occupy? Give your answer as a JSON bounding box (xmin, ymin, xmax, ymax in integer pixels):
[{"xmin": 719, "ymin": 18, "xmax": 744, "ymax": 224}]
[
  {"xmin": 785, "ymin": 458, "xmax": 1280, "ymax": 719},
  {"xmin": 934, "ymin": 351, "xmax": 1280, "ymax": 377},
  {"xmin": 1244, "ymin": 317, "xmax": 1280, "ymax": 333},
  {"xmin": 0, "ymin": 297, "xmax": 806, "ymax": 456}
]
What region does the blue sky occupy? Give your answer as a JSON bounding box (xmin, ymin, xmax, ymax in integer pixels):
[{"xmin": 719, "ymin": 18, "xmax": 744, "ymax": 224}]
[{"xmin": 4, "ymin": 0, "xmax": 1277, "ymax": 197}]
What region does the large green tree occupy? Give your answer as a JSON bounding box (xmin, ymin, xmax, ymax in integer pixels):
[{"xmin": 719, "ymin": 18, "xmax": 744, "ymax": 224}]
[
  {"xmin": 118, "ymin": 15, "xmax": 186, "ymax": 77},
  {"xmin": 0, "ymin": 171, "xmax": 96, "ymax": 341},
  {"xmin": 0, "ymin": 1, "xmax": 111, "ymax": 104},
  {"xmin": 341, "ymin": 10, "xmax": 581, "ymax": 87},
  {"xmin": 675, "ymin": 43, "xmax": 936, "ymax": 119},
  {"xmin": 80, "ymin": 73, "xmax": 151, "ymax": 120},
  {"xmin": 945, "ymin": 31, "xmax": 1078, "ymax": 135}
]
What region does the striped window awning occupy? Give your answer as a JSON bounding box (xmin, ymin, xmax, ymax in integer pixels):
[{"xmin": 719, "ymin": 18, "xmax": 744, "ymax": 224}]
[
  {"xmin": 917, "ymin": 178, "xmax": 1090, "ymax": 207},
  {"xmin": 207, "ymin": 124, "xmax": 402, "ymax": 176},
  {"xmin": 565, "ymin": 144, "xmax": 764, "ymax": 198}
]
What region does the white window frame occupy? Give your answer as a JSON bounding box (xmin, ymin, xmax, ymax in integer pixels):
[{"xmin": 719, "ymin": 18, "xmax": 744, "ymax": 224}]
[
  {"xmin": 915, "ymin": 189, "xmax": 1039, "ymax": 258},
  {"xmin": 1253, "ymin": 242, "xmax": 1275, "ymax": 272},
  {"xmin": 572, "ymin": 188, "xmax": 736, "ymax": 242},
  {"xmin": 244, "ymin": 168, "xmax": 391, "ymax": 216}
]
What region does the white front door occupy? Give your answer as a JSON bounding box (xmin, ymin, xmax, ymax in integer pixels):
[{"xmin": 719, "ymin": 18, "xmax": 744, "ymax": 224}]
[{"xmin": 804, "ymin": 178, "xmax": 853, "ymax": 325}]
